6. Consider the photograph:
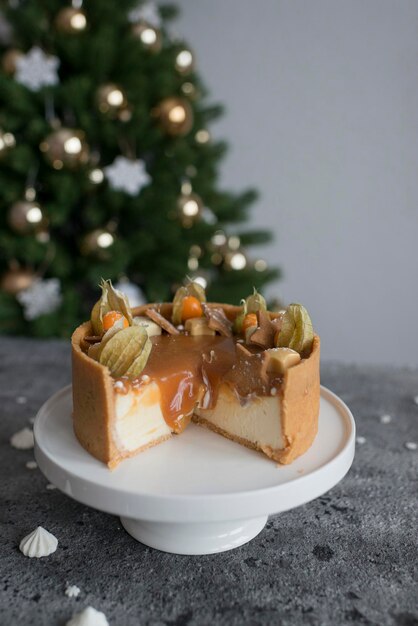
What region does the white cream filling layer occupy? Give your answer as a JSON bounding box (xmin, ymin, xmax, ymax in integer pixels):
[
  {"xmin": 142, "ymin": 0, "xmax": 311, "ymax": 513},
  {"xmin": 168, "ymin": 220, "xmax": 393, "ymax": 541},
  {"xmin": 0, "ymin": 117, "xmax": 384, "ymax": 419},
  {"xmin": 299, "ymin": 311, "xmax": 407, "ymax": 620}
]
[
  {"xmin": 113, "ymin": 382, "xmax": 171, "ymax": 452},
  {"xmin": 195, "ymin": 386, "xmax": 283, "ymax": 451},
  {"xmin": 113, "ymin": 383, "xmax": 283, "ymax": 453}
]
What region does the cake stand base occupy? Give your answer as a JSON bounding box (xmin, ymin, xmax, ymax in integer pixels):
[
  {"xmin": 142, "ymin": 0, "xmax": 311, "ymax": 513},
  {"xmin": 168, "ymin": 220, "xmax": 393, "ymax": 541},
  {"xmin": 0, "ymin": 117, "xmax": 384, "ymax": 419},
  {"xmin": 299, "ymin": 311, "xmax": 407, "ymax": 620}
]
[
  {"xmin": 34, "ymin": 385, "xmax": 355, "ymax": 556},
  {"xmin": 120, "ymin": 515, "xmax": 268, "ymax": 555}
]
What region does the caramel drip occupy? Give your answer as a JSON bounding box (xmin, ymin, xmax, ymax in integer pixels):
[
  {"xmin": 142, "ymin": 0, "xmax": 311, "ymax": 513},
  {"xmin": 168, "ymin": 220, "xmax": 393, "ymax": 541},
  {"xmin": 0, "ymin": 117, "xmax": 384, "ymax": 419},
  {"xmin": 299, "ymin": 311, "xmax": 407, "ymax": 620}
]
[
  {"xmin": 115, "ymin": 335, "xmax": 283, "ymax": 432},
  {"xmin": 141, "ymin": 335, "xmax": 234, "ymax": 432}
]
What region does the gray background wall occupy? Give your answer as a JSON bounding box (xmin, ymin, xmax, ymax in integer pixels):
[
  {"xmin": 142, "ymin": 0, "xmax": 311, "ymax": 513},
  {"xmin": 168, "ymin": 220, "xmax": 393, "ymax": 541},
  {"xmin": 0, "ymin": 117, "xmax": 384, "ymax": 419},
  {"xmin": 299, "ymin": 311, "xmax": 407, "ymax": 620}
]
[{"xmin": 175, "ymin": 0, "xmax": 418, "ymax": 366}]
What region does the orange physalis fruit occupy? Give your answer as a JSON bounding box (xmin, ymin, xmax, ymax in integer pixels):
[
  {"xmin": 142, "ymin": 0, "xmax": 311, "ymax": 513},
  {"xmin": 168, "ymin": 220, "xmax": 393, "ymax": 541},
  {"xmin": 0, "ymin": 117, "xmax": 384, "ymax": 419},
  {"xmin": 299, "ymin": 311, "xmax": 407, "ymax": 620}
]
[
  {"xmin": 102, "ymin": 310, "xmax": 129, "ymax": 332},
  {"xmin": 181, "ymin": 296, "xmax": 203, "ymax": 321},
  {"xmin": 242, "ymin": 313, "xmax": 258, "ymax": 334}
]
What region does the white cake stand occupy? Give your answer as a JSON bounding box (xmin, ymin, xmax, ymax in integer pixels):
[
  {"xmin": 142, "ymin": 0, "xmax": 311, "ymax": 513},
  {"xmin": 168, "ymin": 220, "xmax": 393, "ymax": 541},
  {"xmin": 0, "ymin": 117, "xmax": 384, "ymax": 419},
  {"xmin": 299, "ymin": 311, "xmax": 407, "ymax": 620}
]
[{"xmin": 34, "ymin": 385, "xmax": 355, "ymax": 555}]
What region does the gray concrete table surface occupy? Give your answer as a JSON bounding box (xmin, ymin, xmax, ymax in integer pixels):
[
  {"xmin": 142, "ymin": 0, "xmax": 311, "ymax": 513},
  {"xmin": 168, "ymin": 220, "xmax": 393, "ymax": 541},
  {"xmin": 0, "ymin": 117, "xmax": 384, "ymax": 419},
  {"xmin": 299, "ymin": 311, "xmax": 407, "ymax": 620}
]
[{"xmin": 0, "ymin": 337, "xmax": 417, "ymax": 626}]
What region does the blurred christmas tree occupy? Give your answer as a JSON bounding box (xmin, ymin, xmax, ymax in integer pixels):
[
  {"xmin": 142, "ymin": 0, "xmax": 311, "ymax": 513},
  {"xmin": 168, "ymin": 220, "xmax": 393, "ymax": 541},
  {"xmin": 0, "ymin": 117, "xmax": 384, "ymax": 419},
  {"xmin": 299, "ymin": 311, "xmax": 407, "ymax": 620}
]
[{"xmin": 0, "ymin": 0, "xmax": 279, "ymax": 337}]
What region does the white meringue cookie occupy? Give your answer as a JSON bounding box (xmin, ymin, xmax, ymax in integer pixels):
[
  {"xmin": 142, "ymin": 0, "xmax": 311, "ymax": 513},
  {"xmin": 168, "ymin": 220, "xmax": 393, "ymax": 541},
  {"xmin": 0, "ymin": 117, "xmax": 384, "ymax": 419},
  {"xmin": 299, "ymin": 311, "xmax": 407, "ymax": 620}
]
[
  {"xmin": 66, "ymin": 606, "xmax": 109, "ymax": 626},
  {"xmin": 19, "ymin": 526, "xmax": 58, "ymax": 558},
  {"xmin": 10, "ymin": 427, "xmax": 34, "ymax": 449}
]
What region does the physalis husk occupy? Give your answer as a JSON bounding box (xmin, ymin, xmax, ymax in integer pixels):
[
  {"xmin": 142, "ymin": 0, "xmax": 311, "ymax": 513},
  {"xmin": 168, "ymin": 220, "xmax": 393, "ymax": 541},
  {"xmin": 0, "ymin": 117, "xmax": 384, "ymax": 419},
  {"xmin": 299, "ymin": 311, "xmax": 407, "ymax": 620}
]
[
  {"xmin": 276, "ymin": 303, "xmax": 314, "ymax": 357},
  {"xmin": 172, "ymin": 280, "xmax": 206, "ymax": 325},
  {"xmin": 88, "ymin": 317, "xmax": 126, "ymax": 362},
  {"xmin": 91, "ymin": 279, "xmax": 133, "ymax": 335},
  {"xmin": 234, "ymin": 289, "xmax": 267, "ymax": 334},
  {"xmin": 245, "ymin": 288, "xmax": 267, "ymax": 314},
  {"xmin": 98, "ymin": 326, "xmax": 152, "ymax": 378}
]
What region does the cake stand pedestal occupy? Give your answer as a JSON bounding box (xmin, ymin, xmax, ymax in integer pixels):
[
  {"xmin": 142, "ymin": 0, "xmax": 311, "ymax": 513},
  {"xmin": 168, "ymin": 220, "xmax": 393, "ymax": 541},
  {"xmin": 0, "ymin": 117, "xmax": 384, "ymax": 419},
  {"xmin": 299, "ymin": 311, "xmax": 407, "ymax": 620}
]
[
  {"xmin": 120, "ymin": 517, "xmax": 268, "ymax": 554},
  {"xmin": 34, "ymin": 386, "xmax": 355, "ymax": 555}
]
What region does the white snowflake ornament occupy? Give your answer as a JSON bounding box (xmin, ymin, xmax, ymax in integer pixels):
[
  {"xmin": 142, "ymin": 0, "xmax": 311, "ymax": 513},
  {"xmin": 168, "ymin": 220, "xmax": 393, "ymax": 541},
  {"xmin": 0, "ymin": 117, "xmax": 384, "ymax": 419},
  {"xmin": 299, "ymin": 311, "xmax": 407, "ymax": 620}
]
[
  {"xmin": 104, "ymin": 156, "xmax": 150, "ymax": 196},
  {"xmin": 15, "ymin": 46, "xmax": 60, "ymax": 92},
  {"xmin": 128, "ymin": 1, "xmax": 161, "ymax": 27},
  {"xmin": 17, "ymin": 278, "xmax": 62, "ymax": 320}
]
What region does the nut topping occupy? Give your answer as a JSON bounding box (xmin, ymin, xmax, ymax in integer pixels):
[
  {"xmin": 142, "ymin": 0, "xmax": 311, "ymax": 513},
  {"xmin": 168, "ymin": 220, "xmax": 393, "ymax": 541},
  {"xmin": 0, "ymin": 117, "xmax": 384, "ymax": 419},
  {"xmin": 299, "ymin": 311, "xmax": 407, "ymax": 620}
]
[
  {"xmin": 203, "ymin": 304, "xmax": 233, "ymax": 337},
  {"xmin": 185, "ymin": 317, "xmax": 215, "ymax": 336},
  {"xmin": 145, "ymin": 308, "xmax": 179, "ymax": 335},
  {"xmin": 248, "ymin": 310, "xmax": 276, "ymax": 349}
]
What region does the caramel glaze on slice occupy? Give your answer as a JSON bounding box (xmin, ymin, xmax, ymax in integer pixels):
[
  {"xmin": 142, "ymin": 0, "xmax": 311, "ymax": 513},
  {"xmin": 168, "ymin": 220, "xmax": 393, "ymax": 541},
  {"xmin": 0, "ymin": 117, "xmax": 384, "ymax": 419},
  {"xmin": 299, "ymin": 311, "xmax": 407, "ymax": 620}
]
[{"xmin": 113, "ymin": 333, "xmax": 284, "ymax": 434}]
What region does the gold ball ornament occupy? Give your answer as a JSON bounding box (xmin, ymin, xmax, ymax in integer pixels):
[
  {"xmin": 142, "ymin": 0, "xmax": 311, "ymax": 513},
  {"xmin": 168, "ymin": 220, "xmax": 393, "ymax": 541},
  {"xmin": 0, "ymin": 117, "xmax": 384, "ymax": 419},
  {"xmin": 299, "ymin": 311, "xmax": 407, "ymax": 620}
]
[
  {"xmin": 254, "ymin": 258, "xmax": 268, "ymax": 272},
  {"xmin": 40, "ymin": 128, "xmax": 89, "ymax": 170},
  {"xmin": 195, "ymin": 129, "xmax": 210, "ymax": 144},
  {"xmin": 181, "ymin": 82, "xmax": 197, "ymax": 98},
  {"xmin": 154, "ymin": 97, "xmax": 194, "ymax": 137},
  {"xmin": 0, "ymin": 128, "xmax": 16, "ymax": 156},
  {"xmin": 88, "ymin": 168, "xmax": 104, "ymax": 184},
  {"xmin": 187, "ymin": 272, "xmax": 209, "ymax": 290},
  {"xmin": 1, "ymin": 267, "xmax": 36, "ymax": 295},
  {"xmin": 209, "ymin": 230, "xmax": 228, "ymax": 265},
  {"xmin": 55, "ymin": 7, "xmax": 87, "ymax": 33},
  {"xmin": 132, "ymin": 22, "xmax": 162, "ymax": 53},
  {"xmin": 36, "ymin": 229, "xmax": 50, "ymax": 244},
  {"xmin": 2, "ymin": 48, "xmax": 23, "ymax": 75},
  {"xmin": 177, "ymin": 192, "xmax": 203, "ymax": 228},
  {"xmin": 8, "ymin": 200, "xmax": 48, "ymax": 234},
  {"xmin": 81, "ymin": 229, "xmax": 115, "ymax": 257},
  {"xmin": 175, "ymin": 48, "xmax": 194, "ymax": 74},
  {"xmin": 210, "ymin": 230, "xmax": 227, "ymax": 250},
  {"xmin": 223, "ymin": 248, "xmax": 248, "ymax": 271},
  {"xmin": 96, "ymin": 84, "xmax": 128, "ymax": 118}
]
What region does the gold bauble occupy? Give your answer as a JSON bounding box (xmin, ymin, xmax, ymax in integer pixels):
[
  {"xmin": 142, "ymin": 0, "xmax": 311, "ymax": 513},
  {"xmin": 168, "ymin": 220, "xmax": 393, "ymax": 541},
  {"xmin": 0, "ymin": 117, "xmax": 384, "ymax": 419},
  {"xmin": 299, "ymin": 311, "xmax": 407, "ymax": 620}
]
[
  {"xmin": 154, "ymin": 97, "xmax": 194, "ymax": 137},
  {"xmin": 8, "ymin": 200, "xmax": 48, "ymax": 234},
  {"xmin": 187, "ymin": 273, "xmax": 209, "ymax": 290},
  {"xmin": 81, "ymin": 229, "xmax": 115, "ymax": 256},
  {"xmin": 96, "ymin": 84, "xmax": 128, "ymax": 118},
  {"xmin": 132, "ymin": 22, "xmax": 162, "ymax": 53},
  {"xmin": 55, "ymin": 7, "xmax": 87, "ymax": 33},
  {"xmin": 177, "ymin": 192, "xmax": 203, "ymax": 228},
  {"xmin": 0, "ymin": 128, "xmax": 16, "ymax": 156},
  {"xmin": 40, "ymin": 128, "xmax": 89, "ymax": 170},
  {"xmin": 88, "ymin": 168, "xmax": 104, "ymax": 184},
  {"xmin": 254, "ymin": 258, "xmax": 268, "ymax": 272},
  {"xmin": 175, "ymin": 48, "xmax": 194, "ymax": 74},
  {"xmin": 36, "ymin": 229, "xmax": 50, "ymax": 244},
  {"xmin": 223, "ymin": 249, "xmax": 248, "ymax": 271},
  {"xmin": 2, "ymin": 48, "xmax": 23, "ymax": 75},
  {"xmin": 195, "ymin": 129, "xmax": 210, "ymax": 144},
  {"xmin": 181, "ymin": 82, "xmax": 197, "ymax": 98},
  {"xmin": 1, "ymin": 268, "xmax": 36, "ymax": 295},
  {"xmin": 210, "ymin": 230, "xmax": 227, "ymax": 250}
]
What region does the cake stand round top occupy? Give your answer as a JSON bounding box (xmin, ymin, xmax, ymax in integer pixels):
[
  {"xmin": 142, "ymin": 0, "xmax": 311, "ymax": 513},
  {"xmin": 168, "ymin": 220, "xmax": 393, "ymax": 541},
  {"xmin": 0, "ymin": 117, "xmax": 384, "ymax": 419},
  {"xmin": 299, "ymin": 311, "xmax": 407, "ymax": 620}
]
[{"xmin": 34, "ymin": 385, "xmax": 355, "ymax": 523}]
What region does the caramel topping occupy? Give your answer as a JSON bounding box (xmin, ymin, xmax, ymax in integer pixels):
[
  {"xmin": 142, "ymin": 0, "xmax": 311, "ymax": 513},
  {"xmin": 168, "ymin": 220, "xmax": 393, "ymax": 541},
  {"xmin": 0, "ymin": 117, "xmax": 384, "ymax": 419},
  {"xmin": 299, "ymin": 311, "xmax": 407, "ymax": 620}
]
[
  {"xmin": 141, "ymin": 335, "xmax": 234, "ymax": 431},
  {"xmin": 223, "ymin": 349, "xmax": 272, "ymax": 401},
  {"xmin": 114, "ymin": 333, "xmax": 284, "ymax": 432}
]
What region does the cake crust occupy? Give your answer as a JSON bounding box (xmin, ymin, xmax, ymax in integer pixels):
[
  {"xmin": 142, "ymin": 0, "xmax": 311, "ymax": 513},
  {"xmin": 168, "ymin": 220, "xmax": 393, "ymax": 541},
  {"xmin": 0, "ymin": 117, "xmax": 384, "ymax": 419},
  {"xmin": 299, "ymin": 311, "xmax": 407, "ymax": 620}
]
[
  {"xmin": 71, "ymin": 303, "xmax": 320, "ymax": 468},
  {"xmin": 193, "ymin": 335, "xmax": 320, "ymax": 464}
]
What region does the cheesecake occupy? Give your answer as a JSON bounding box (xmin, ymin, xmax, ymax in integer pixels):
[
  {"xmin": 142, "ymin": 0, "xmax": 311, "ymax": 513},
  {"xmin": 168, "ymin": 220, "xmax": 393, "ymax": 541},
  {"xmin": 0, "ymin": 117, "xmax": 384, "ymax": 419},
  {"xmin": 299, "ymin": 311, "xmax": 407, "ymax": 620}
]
[{"xmin": 71, "ymin": 281, "xmax": 320, "ymax": 468}]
